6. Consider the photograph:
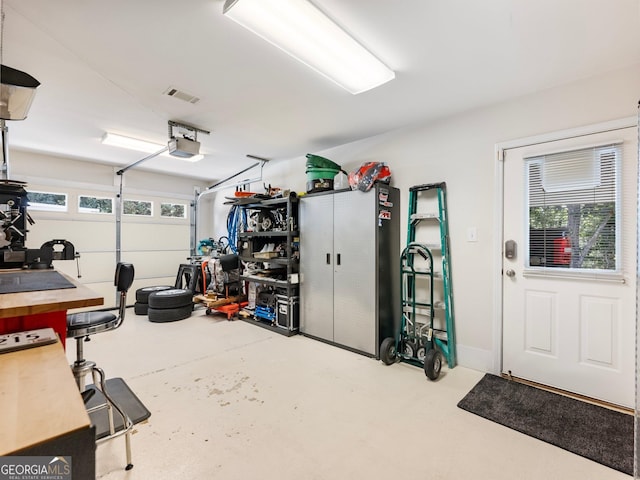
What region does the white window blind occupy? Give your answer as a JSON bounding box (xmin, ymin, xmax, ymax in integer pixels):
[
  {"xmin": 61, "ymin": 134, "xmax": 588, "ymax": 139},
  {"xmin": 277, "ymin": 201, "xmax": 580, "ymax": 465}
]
[{"xmin": 526, "ymin": 143, "xmax": 620, "ymax": 272}]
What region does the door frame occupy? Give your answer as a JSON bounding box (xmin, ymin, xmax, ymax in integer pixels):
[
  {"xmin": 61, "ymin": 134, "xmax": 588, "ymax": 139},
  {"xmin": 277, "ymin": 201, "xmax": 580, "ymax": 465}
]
[{"xmin": 491, "ymin": 116, "xmax": 637, "ymax": 375}]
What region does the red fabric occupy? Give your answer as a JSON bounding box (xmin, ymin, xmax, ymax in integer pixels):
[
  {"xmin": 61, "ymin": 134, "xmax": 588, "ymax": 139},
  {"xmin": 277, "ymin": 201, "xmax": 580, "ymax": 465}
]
[{"xmin": 553, "ymin": 236, "xmax": 572, "ymax": 265}]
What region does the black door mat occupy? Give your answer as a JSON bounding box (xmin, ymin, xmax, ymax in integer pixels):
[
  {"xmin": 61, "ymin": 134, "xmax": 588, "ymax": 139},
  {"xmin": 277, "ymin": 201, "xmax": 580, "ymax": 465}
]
[
  {"xmin": 85, "ymin": 377, "xmax": 151, "ymax": 440},
  {"xmin": 457, "ymin": 374, "xmax": 633, "ymax": 475}
]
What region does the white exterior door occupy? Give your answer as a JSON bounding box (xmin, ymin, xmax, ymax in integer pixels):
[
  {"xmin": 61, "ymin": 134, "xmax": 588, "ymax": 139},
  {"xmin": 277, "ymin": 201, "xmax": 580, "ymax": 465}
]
[{"xmin": 502, "ymin": 127, "xmax": 637, "ymax": 408}]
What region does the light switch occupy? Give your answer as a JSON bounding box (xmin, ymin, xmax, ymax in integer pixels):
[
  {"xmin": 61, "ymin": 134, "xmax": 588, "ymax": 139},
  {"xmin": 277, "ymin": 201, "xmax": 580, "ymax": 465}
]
[{"xmin": 467, "ymin": 227, "xmax": 478, "ymax": 242}]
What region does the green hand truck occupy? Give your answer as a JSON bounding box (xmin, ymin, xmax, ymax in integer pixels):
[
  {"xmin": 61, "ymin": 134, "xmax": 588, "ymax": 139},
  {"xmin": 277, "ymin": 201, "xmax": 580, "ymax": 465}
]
[{"xmin": 380, "ymin": 242, "xmax": 444, "ymax": 379}]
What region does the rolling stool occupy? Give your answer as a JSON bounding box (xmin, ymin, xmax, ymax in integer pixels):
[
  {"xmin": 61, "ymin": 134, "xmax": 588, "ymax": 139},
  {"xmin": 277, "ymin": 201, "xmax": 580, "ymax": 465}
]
[{"xmin": 66, "ymin": 262, "xmax": 136, "ymax": 471}]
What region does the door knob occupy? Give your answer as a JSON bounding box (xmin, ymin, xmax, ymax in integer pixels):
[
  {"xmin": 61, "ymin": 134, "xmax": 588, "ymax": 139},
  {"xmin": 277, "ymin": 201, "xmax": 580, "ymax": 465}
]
[{"xmin": 505, "ymin": 269, "xmax": 516, "ymax": 277}]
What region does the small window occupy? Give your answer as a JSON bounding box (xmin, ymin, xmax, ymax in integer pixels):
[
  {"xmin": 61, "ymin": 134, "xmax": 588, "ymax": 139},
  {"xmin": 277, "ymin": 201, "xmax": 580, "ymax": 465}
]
[
  {"xmin": 527, "ymin": 144, "xmax": 619, "ymax": 271},
  {"xmin": 161, "ymin": 202, "xmax": 187, "ymax": 218},
  {"xmin": 79, "ymin": 195, "xmax": 113, "ymax": 214},
  {"xmin": 123, "ymin": 199, "xmax": 152, "ymax": 216},
  {"xmin": 27, "ymin": 191, "xmax": 68, "ymax": 212}
]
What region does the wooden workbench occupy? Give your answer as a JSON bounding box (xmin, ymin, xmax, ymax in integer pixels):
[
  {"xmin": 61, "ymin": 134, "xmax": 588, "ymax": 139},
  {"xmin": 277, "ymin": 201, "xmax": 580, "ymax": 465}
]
[
  {"xmin": 0, "ymin": 269, "xmax": 104, "ymax": 345},
  {"xmin": 0, "ymin": 269, "xmax": 104, "ymax": 318},
  {"xmin": 0, "ymin": 340, "xmax": 96, "ymax": 479}
]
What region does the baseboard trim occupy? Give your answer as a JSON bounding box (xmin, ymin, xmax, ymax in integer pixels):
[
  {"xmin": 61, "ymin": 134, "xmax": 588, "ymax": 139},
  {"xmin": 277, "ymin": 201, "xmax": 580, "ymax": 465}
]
[{"xmin": 455, "ymin": 344, "xmax": 494, "ymax": 373}]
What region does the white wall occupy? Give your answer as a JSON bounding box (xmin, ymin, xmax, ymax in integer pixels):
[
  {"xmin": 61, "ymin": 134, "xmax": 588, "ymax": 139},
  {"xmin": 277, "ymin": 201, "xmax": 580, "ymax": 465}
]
[{"xmin": 210, "ymin": 63, "xmax": 640, "ymax": 372}]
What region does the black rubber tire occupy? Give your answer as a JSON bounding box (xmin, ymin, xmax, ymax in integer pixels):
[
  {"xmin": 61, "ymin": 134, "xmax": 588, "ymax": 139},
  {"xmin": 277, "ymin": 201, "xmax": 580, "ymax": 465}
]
[
  {"xmin": 380, "ymin": 337, "xmax": 397, "ymax": 365},
  {"xmin": 134, "ymin": 302, "xmax": 148, "ymax": 316},
  {"xmin": 402, "ymin": 341, "xmax": 416, "ymax": 358},
  {"xmin": 147, "ymin": 304, "xmax": 193, "ymax": 323},
  {"xmin": 148, "ymin": 288, "xmax": 193, "ymax": 309},
  {"xmin": 424, "ymin": 348, "xmax": 443, "ymax": 380},
  {"xmin": 136, "ymin": 285, "xmax": 173, "ymax": 303},
  {"xmin": 416, "ymin": 346, "xmax": 426, "ymax": 363}
]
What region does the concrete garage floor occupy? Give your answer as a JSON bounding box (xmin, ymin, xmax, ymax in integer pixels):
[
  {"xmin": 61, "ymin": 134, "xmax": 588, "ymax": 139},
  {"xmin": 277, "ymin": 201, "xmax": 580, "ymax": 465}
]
[{"xmin": 66, "ymin": 306, "xmax": 629, "ymax": 480}]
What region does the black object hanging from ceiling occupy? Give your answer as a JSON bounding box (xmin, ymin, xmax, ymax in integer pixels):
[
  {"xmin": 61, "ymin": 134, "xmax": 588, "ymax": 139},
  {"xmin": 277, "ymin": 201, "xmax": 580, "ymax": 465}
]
[{"xmin": 0, "ymin": 64, "xmax": 40, "ymax": 120}]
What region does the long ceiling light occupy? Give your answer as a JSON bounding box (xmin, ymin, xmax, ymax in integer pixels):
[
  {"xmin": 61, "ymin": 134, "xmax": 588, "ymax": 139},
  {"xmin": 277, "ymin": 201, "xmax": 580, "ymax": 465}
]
[
  {"xmin": 101, "ymin": 133, "xmax": 204, "ymax": 162},
  {"xmin": 102, "ymin": 133, "xmax": 161, "ymax": 153},
  {"xmin": 222, "ymin": 0, "xmax": 395, "ymax": 95}
]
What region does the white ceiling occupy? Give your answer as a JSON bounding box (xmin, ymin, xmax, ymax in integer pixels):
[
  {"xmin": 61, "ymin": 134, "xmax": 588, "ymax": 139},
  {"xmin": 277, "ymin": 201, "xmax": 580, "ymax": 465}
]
[{"xmin": 2, "ymin": 0, "xmax": 639, "ymax": 183}]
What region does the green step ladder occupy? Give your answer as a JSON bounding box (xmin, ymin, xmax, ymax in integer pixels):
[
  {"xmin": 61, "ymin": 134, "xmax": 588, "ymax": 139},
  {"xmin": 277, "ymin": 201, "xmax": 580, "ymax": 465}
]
[{"xmin": 407, "ymin": 182, "xmax": 456, "ymax": 368}]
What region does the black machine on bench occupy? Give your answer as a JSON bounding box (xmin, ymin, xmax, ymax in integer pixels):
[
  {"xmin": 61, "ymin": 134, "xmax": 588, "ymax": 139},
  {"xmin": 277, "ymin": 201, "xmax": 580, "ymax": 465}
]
[{"xmin": 0, "ymin": 180, "xmax": 79, "ymax": 270}]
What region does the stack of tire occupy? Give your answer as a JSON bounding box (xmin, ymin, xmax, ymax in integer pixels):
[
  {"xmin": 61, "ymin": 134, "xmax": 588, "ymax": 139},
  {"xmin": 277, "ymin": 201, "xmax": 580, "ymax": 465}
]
[
  {"xmin": 147, "ymin": 288, "xmax": 193, "ymax": 323},
  {"xmin": 134, "ymin": 286, "xmax": 173, "ymax": 315}
]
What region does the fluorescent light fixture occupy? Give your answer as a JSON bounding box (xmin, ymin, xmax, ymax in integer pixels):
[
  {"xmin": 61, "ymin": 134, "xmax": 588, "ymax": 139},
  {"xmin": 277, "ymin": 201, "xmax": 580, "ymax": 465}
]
[
  {"xmin": 101, "ymin": 133, "xmax": 163, "ymax": 154},
  {"xmin": 222, "ymin": 0, "xmax": 395, "ymax": 94},
  {"xmin": 101, "ymin": 133, "xmax": 204, "ymax": 162}
]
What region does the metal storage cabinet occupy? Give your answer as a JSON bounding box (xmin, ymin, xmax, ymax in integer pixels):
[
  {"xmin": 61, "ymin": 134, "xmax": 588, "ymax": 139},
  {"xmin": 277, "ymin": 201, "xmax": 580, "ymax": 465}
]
[{"xmin": 299, "ymin": 185, "xmax": 400, "ymax": 357}]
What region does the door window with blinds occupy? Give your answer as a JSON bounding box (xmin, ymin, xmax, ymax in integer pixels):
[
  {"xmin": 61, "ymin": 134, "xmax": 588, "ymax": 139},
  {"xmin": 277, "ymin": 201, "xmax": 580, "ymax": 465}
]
[{"xmin": 526, "ymin": 143, "xmax": 620, "ymax": 272}]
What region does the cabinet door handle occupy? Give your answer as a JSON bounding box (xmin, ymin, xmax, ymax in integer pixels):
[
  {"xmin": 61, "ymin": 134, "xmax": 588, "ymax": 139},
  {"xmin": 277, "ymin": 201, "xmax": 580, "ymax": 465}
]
[
  {"xmin": 326, "ymin": 253, "xmax": 331, "ymax": 265},
  {"xmin": 337, "ymin": 253, "xmax": 341, "ymax": 266}
]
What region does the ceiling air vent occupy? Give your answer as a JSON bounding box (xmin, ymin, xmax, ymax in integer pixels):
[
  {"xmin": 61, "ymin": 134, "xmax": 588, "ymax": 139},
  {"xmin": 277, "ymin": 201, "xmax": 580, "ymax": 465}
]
[{"xmin": 163, "ymin": 86, "xmax": 200, "ymax": 104}]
